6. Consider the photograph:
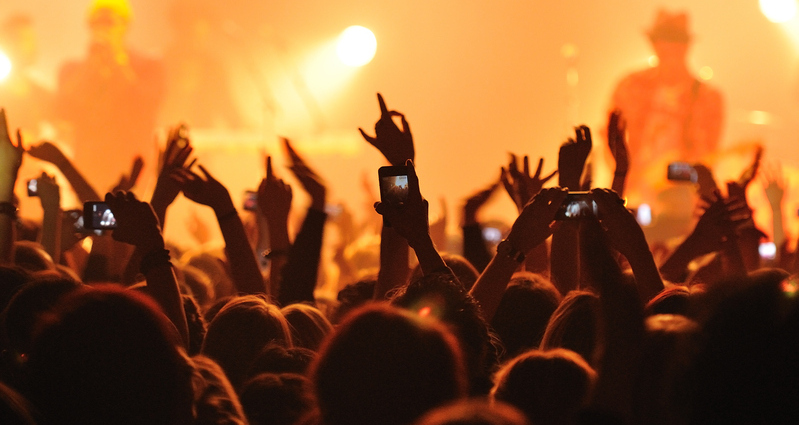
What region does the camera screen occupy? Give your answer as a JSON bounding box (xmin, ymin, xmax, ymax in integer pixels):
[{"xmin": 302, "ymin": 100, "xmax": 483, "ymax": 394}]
[
  {"xmin": 88, "ymin": 203, "xmax": 117, "ymax": 229},
  {"xmin": 556, "ymin": 194, "xmax": 597, "ymax": 220},
  {"xmin": 381, "ymin": 175, "xmax": 409, "ymax": 204}
]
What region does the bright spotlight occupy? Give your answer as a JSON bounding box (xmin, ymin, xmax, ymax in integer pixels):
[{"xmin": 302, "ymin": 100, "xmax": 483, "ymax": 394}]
[
  {"xmin": 0, "ymin": 51, "xmax": 11, "ymax": 82},
  {"xmin": 760, "ymin": 0, "xmax": 798, "ymax": 23},
  {"xmin": 336, "ymin": 26, "xmax": 377, "ymax": 67}
]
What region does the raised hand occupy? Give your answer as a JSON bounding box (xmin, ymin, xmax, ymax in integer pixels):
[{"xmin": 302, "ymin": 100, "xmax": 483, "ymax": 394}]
[
  {"xmin": 558, "ymin": 125, "xmax": 592, "ymax": 190},
  {"xmin": 27, "ymin": 141, "xmax": 68, "ymax": 167},
  {"xmin": 283, "ymin": 138, "xmax": 326, "ymax": 211},
  {"xmin": 0, "ymin": 109, "xmax": 24, "ymax": 186},
  {"xmin": 374, "ymin": 160, "xmax": 429, "ymax": 248},
  {"xmin": 359, "ymin": 93, "xmax": 414, "ymax": 166},
  {"xmin": 464, "ymin": 176, "xmax": 499, "ymax": 226},
  {"xmin": 257, "ymin": 156, "xmax": 293, "ymax": 227},
  {"xmin": 152, "ymin": 125, "xmax": 194, "ymax": 214},
  {"xmin": 35, "ymin": 172, "xmax": 61, "ymax": 208},
  {"xmin": 170, "ymin": 165, "xmax": 233, "ymax": 214},
  {"xmin": 501, "ymin": 154, "xmax": 557, "ymax": 212},
  {"xmin": 608, "ymin": 110, "xmax": 629, "ymax": 180},
  {"xmin": 105, "ymin": 191, "xmax": 164, "ymax": 252},
  {"xmin": 736, "ymin": 145, "xmax": 763, "ymax": 189},
  {"xmin": 112, "ymin": 156, "xmax": 144, "ymax": 193},
  {"xmin": 504, "ymin": 187, "xmax": 568, "ymax": 254},
  {"xmin": 763, "ymin": 161, "xmax": 785, "ymax": 208}
]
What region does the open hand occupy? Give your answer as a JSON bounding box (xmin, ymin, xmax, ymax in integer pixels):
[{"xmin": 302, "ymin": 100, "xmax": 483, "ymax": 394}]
[
  {"xmin": 359, "ymin": 93, "xmax": 414, "ymax": 166},
  {"xmin": 152, "ymin": 125, "xmax": 195, "ymax": 209},
  {"xmin": 607, "ymin": 110, "xmax": 629, "ymax": 177},
  {"xmin": 501, "ymin": 154, "xmax": 557, "ymax": 212},
  {"xmin": 0, "ymin": 109, "xmax": 24, "ymax": 179},
  {"xmin": 505, "ymin": 186, "xmax": 568, "ymax": 253},
  {"xmin": 112, "ymin": 156, "xmax": 144, "ymax": 193},
  {"xmin": 170, "ymin": 165, "xmax": 233, "ymax": 214},
  {"xmin": 27, "ymin": 141, "xmax": 68, "ymax": 167}
]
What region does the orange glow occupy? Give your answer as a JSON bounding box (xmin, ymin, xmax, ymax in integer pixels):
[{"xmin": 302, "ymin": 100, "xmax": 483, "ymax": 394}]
[{"xmin": 418, "ymin": 306, "xmax": 431, "ymax": 317}]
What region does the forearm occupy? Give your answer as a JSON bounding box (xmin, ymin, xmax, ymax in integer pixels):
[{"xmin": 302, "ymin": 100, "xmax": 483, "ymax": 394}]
[
  {"xmin": 409, "ymin": 233, "xmax": 449, "ymax": 277},
  {"xmin": 470, "ymin": 252, "xmax": 520, "ymax": 322},
  {"xmin": 462, "ymin": 224, "xmax": 492, "ymax": 272},
  {"xmin": 215, "ymin": 200, "xmax": 265, "ymax": 295},
  {"xmin": 266, "ymin": 216, "xmax": 291, "ymax": 297},
  {"xmin": 278, "ymin": 209, "xmax": 326, "ymax": 306},
  {"xmin": 54, "ymin": 159, "xmax": 101, "ymax": 202},
  {"xmin": 659, "ymin": 234, "xmax": 705, "ymax": 283},
  {"xmin": 0, "ymin": 173, "xmax": 18, "ymax": 264},
  {"xmin": 40, "ymin": 203, "xmax": 62, "ymax": 264},
  {"xmin": 773, "ymin": 210, "xmax": 785, "ymax": 251},
  {"xmin": 625, "ymin": 248, "xmax": 664, "ymax": 303},
  {"xmin": 140, "ymin": 246, "xmax": 189, "ymax": 348},
  {"xmin": 611, "ymin": 174, "xmax": 626, "ymax": 198},
  {"xmin": 374, "ymin": 225, "xmax": 410, "ymax": 300}
]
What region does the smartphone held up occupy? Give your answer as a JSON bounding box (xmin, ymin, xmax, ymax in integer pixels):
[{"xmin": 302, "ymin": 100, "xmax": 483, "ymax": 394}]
[
  {"xmin": 83, "ymin": 202, "xmax": 117, "ymax": 230},
  {"xmin": 378, "ymin": 165, "xmax": 410, "ymax": 205}
]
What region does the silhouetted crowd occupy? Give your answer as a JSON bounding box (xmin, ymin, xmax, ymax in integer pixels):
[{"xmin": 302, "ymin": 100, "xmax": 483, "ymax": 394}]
[{"xmin": 0, "ymin": 88, "xmax": 796, "ymax": 425}]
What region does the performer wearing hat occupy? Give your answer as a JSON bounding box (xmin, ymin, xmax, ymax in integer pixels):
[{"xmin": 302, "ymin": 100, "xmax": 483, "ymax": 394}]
[
  {"xmin": 609, "ymin": 9, "xmax": 724, "ymax": 206},
  {"xmin": 55, "ymin": 0, "xmax": 164, "ymax": 190}
]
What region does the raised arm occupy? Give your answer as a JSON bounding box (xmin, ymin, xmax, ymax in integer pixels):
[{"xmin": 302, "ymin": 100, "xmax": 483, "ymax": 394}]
[
  {"xmin": 172, "ymin": 165, "xmax": 264, "ymax": 295},
  {"xmin": 376, "ymin": 160, "xmax": 449, "ymax": 278},
  {"xmin": 35, "ymin": 173, "xmax": 62, "ymax": 265},
  {"xmin": 150, "ymin": 125, "xmax": 194, "ymax": 231},
  {"xmin": 469, "ymin": 187, "xmax": 567, "ymax": 321},
  {"xmin": 607, "ymin": 110, "xmax": 629, "ymax": 197},
  {"xmin": 257, "ymin": 156, "xmax": 293, "ymax": 297},
  {"xmin": 277, "ymin": 138, "xmax": 327, "ymax": 306},
  {"xmin": 359, "ymin": 93, "xmax": 416, "ymax": 299},
  {"xmin": 462, "ymin": 177, "xmax": 499, "ymax": 272},
  {"xmin": 558, "ymin": 126, "xmax": 592, "ymax": 191},
  {"xmin": 0, "ymin": 110, "xmax": 24, "ymax": 264},
  {"xmin": 105, "ymin": 191, "xmax": 189, "ymax": 348},
  {"xmin": 592, "ymin": 188, "xmax": 663, "ymax": 303},
  {"xmin": 27, "ymin": 141, "xmax": 101, "ymax": 202}
]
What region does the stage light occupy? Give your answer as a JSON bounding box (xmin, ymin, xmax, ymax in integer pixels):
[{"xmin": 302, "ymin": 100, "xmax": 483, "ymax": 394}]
[
  {"xmin": 0, "ymin": 51, "xmax": 11, "ymax": 82},
  {"xmin": 699, "ymin": 66, "xmax": 714, "ymax": 80},
  {"xmin": 648, "ymin": 55, "xmax": 659, "ymax": 67},
  {"xmin": 336, "ymin": 26, "xmax": 377, "ymax": 67},
  {"xmin": 760, "ymin": 0, "xmax": 798, "ymax": 23}
]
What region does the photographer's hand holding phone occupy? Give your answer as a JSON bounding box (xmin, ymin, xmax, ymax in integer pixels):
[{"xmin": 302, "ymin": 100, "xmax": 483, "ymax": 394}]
[
  {"xmin": 504, "ymin": 187, "xmax": 568, "ymax": 255},
  {"xmin": 104, "ymin": 191, "xmax": 164, "ymax": 253},
  {"xmin": 375, "ymin": 160, "xmax": 429, "ymax": 248},
  {"xmin": 359, "ymin": 93, "xmax": 414, "ymax": 167}
]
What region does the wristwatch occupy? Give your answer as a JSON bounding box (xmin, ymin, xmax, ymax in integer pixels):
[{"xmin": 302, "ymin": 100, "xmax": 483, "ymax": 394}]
[{"xmin": 497, "ymin": 239, "xmax": 525, "ymax": 263}]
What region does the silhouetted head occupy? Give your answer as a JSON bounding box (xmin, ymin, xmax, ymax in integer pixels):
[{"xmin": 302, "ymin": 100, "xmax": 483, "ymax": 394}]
[
  {"xmin": 311, "ymin": 304, "xmax": 467, "ymax": 425},
  {"xmin": 248, "ymin": 344, "xmax": 316, "ymax": 377},
  {"xmin": 647, "ymin": 10, "xmax": 691, "ymax": 70},
  {"xmin": 190, "ymin": 355, "xmax": 248, "ymax": 425},
  {"xmin": 240, "ymin": 373, "xmax": 314, "ymax": 425},
  {"xmin": 491, "ymin": 272, "xmax": 562, "ymax": 360},
  {"xmin": 202, "ymin": 295, "xmax": 293, "ymax": 389},
  {"xmin": 281, "ymin": 303, "xmax": 333, "ymax": 352},
  {"xmin": 332, "ymin": 276, "xmax": 376, "ymax": 324},
  {"xmin": 392, "ymin": 271, "xmax": 499, "ymax": 394},
  {"xmin": 491, "ymin": 349, "xmax": 596, "ymax": 425},
  {"xmin": 539, "ymin": 291, "xmax": 600, "ymax": 366},
  {"xmin": 12, "ymin": 241, "xmax": 55, "ymax": 273},
  {"xmin": 411, "ymin": 254, "xmax": 480, "ymax": 291},
  {"xmin": 25, "ymin": 285, "xmax": 194, "ymax": 424},
  {"xmin": 412, "ymin": 399, "xmax": 530, "ymax": 425}
]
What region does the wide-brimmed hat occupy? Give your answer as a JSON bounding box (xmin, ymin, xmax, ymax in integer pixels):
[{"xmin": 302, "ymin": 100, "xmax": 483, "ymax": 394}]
[{"xmin": 647, "ymin": 9, "xmax": 691, "ymax": 43}]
